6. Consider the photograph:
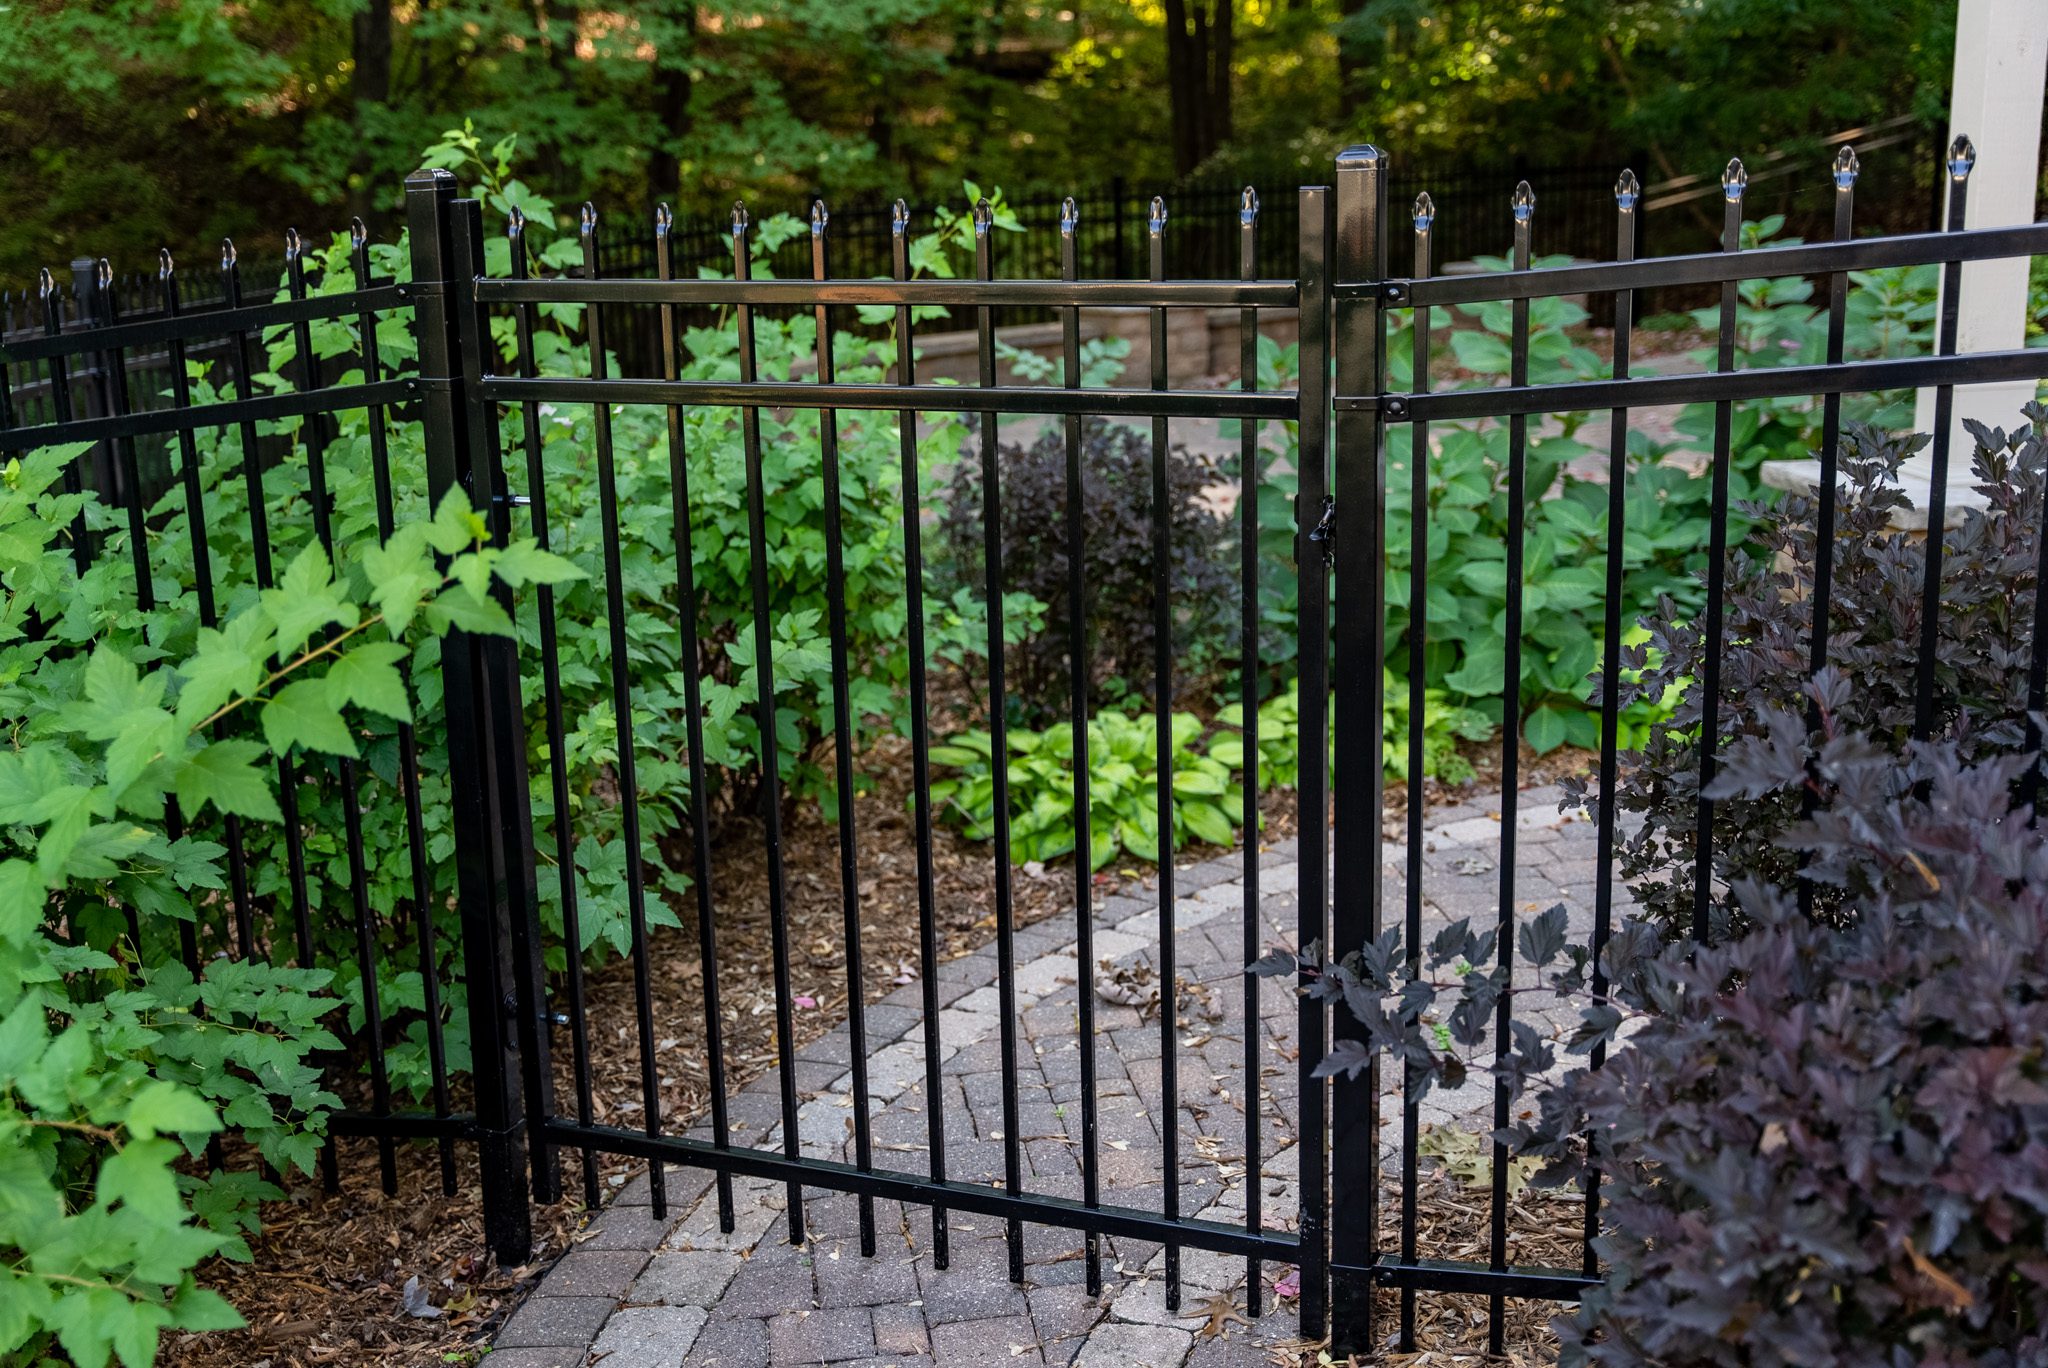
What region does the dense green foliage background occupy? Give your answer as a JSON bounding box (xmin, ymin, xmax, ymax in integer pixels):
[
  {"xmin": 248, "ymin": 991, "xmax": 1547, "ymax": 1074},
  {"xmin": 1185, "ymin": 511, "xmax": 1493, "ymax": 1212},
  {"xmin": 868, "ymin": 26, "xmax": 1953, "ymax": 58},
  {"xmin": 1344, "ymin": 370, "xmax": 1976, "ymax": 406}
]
[{"xmin": 0, "ymin": 0, "xmax": 1961, "ymax": 286}]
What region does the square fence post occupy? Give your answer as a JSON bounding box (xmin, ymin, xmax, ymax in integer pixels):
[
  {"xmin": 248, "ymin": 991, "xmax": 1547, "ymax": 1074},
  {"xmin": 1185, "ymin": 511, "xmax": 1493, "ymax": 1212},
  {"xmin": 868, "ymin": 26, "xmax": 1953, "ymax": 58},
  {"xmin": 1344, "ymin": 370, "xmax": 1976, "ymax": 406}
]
[
  {"xmin": 1328, "ymin": 143, "xmax": 1390, "ymax": 1357},
  {"xmin": 403, "ymin": 167, "xmax": 541, "ymax": 1265}
]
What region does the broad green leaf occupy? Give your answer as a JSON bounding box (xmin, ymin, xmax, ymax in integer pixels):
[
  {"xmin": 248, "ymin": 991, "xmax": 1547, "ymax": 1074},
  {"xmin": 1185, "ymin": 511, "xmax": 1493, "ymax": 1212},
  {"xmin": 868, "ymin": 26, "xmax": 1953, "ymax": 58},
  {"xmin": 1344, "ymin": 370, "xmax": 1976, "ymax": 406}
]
[
  {"xmin": 175, "ymin": 740, "xmax": 282, "ymax": 822},
  {"xmin": 323, "ymin": 641, "xmax": 411, "ymax": 720},
  {"xmin": 262, "ymin": 678, "xmax": 361, "ymax": 757}
]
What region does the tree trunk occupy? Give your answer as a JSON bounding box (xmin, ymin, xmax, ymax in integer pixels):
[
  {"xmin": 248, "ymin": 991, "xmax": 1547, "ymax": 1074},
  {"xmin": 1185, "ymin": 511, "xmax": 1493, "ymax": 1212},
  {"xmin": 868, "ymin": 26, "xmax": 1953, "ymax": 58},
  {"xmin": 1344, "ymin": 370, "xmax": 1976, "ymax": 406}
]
[
  {"xmin": 1163, "ymin": 0, "xmax": 1233, "ymax": 177},
  {"xmin": 353, "ymin": 0, "xmax": 392, "ymax": 107},
  {"xmin": 651, "ymin": 8, "xmax": 697, "ymax": 201},
  {"xmin": 350, "ymin": 0, "xmax": 392, "ymax": 218},
  {"xmin": 1337, "ymin": 0, "xmax": 1368, "ymax": 98},
  {"xmin": 1212, "ymin": 0, "xmax": 1233, "ymax": 152}
]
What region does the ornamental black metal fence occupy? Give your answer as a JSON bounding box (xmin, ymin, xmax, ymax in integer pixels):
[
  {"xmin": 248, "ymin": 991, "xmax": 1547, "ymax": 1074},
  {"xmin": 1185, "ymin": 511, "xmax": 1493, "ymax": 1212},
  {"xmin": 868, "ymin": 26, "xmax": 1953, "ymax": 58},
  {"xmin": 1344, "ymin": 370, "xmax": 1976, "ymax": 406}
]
[
  {"xmin": 1322, "ymin": 136, "xmax": 2048, "ymax": 1355},
  {"xmin": 2, "ymin": 129, "xmax": 2045, "ymax": 1359}
]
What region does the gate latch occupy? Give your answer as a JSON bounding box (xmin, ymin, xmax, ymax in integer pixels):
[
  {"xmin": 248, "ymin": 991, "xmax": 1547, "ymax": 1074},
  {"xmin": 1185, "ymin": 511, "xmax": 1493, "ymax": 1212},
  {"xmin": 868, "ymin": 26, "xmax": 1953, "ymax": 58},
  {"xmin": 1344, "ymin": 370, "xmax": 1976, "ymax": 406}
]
[{"xmin": 1302, "ymin": 495, "xmax": 1335, "ymax": 567}]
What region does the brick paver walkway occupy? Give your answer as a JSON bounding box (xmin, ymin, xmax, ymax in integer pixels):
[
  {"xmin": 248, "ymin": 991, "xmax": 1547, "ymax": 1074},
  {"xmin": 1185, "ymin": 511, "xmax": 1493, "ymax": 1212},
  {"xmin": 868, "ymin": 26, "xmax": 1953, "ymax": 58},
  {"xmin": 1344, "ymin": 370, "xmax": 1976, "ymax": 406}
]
[{"xmin": 487, "ymin": 785, "xmax": 1613, "ymax": 1367}]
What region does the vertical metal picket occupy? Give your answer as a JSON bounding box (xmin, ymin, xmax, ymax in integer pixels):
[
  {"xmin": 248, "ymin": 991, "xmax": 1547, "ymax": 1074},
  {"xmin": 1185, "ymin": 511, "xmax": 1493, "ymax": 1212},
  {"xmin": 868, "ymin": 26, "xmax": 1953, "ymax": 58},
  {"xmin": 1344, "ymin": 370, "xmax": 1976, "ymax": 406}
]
[
  {"xmin": 1328, "ymin": 144, "xmax": 1389, "ymax": 1357},
  {"xmin": 1293, "ymin": 180, "xmax": 1335, "ymax": 1346},
  {"xmin": 403, "ymin": 167, "xmax": 539, "ymax": 1264}
]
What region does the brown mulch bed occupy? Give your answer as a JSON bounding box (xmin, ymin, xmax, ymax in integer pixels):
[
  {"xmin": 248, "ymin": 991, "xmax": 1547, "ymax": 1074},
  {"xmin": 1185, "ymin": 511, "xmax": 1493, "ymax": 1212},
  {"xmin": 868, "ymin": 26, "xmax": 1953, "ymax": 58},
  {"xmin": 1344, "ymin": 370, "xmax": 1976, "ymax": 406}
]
[{"xmin": 167, "ymin": 735, "xmax": 1595, "ymax": 1367}]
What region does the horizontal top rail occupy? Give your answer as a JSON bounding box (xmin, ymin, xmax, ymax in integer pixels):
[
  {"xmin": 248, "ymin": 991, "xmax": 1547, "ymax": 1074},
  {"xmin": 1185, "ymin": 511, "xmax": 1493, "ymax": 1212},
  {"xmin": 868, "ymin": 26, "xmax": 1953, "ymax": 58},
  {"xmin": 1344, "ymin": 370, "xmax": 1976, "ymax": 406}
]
[
  {"xmin": 1340, "ymin": 222, "xmax": 2048, "ymax": 308},
  {"xmin": 0, "ymin": 282, "xmax": 406, "ymax": 365},
  {"xmin": 474, "ymin": 276, "xmax": 1299, "ymax": 310},
  {"xmin": 483, "ymin": 374, "xmax": 1298, "ymax": 420},
  {"xmin": 1343, "ymin": 347, "xmax": 2048, "ymax": 422}
]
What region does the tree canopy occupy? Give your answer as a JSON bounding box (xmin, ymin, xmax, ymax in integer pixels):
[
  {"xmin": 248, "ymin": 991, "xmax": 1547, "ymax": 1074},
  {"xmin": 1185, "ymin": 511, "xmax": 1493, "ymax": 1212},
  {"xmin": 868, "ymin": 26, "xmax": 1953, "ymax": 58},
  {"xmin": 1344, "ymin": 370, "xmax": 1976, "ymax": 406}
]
[{"xmin": 0, "ymin": 0, "xmax": 1961, "ymax": 286}]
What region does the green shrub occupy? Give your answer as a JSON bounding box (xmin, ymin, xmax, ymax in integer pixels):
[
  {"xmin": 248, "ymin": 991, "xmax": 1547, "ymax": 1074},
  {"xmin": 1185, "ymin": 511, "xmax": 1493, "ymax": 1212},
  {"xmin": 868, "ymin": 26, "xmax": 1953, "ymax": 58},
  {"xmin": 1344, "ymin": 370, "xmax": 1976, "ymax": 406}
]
[
  {"xmin": 1242, "ymin": 261, "xmax": 1700, "ymax": 764},
  {"xmin": 102, "ymin": 131, "xmax": 1021, "ymax": 1115},
  {"xmin": 0, "ymin": 440, "xmax": 574, "ymax": 1367}
]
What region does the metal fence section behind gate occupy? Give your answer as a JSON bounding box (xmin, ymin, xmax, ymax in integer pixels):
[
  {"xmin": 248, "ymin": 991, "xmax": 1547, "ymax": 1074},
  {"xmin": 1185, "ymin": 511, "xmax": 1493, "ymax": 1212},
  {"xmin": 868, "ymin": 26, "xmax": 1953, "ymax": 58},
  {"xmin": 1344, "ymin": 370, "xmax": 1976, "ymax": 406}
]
[{"xmin": 1324, "ymin": 137, "xmax": 2048, "ymax": 1356}]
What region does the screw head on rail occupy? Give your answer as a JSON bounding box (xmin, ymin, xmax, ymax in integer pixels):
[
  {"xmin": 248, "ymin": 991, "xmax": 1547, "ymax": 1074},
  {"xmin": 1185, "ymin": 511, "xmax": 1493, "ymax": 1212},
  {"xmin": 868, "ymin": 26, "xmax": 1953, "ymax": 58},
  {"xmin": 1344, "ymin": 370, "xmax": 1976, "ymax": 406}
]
[
  {"xmin": 1241, "ymin": 186, "xmax": 1260, "ymax": 227},
  {"xmin": 1060, "ymin": 197, "xmax": 1078, "ymax": 237},
  {"xmin": 1721, "ymin": 158, "xmax": 1748, "ymax": 202},
  {"xmin": 654, "ymin": 203, "xmax": 673, "ymax": 239},
  {"xmin": 1385, "ymin": 395, "xmax": 1408, "ymax": 419},
  {"xmin": 1833, "ymin": 145, "xmax": 1860, "ymax": 190},
  {"xmin": 1412, "ymin": 191, "xmax": 1435, "ymax": 233},
  {"xmin": 731, "ymin": 201, "xmax": 750, "ymax": 236},
  {"xmin": 1511, "ymin": 180, "xmax": 1535, "ymax": 223},
  {"xmin": 1614, "ymin": 169, "xmax": 1640, "ymax": 212},
  {"xmin": 1149, "ymin": 196, "xmax": 1168, "ymax": 236},
  {"xmin": 1382, "ymin": 281, "xmax": 1407, "ymax": 304},
  {"xmin": 1948, "ymin": 134, "xmax": 1977, "ymax": 182},
  {"xmin": 811, "ymin": 199, "xmax": 829, "ymax": 235},
  {"xmin": 891, "ymin": 199, "xmax": 911, "ymax": 237},
  {"xmin": 158, "ymin": 247, "xmax": 175, "ymax": 280}
]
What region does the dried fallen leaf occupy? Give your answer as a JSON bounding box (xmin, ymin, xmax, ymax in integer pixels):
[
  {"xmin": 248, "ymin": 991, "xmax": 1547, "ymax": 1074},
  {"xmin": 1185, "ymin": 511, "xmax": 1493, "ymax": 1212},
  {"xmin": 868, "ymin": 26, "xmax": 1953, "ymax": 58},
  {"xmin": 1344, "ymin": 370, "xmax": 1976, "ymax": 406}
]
[
  {"xmin": 1188, "ymin": 1290, "xmax": 1251, "ymax": 1339},
  {"xmin": 399, "ymin": 1276, "xmax": 442, "ymax": 1320}
]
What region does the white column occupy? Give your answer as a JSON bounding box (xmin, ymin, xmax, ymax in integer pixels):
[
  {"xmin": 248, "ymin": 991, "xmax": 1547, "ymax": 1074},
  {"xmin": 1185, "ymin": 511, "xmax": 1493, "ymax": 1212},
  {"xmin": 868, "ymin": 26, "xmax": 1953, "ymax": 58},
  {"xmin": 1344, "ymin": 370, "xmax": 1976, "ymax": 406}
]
[{"xmin": 1910, "ymin": 0, "xmax": 2048, "ymax": 521}]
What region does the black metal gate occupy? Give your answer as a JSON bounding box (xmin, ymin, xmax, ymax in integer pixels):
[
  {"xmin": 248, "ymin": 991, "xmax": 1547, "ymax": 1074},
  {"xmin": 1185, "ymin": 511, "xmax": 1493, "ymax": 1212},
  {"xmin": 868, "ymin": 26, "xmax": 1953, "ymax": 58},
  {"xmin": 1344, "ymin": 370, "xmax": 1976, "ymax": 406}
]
[{"xmin": 6, "ymin": 134, "xmax": 2048, "ymax": 1360}]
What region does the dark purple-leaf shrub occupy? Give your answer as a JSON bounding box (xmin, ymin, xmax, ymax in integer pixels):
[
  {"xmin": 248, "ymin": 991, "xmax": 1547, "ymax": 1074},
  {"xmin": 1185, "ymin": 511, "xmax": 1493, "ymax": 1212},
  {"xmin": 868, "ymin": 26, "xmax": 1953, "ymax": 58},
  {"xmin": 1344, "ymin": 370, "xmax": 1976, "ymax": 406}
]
[
  {"xmin": 1581, "ymin": 413, "xmax": 2047, "ymax": 940},
  {"xmin": 937, "ymin": 417, "xmax": 1235, "ymax": 723},
  {"xmin": 1524, "ymin": 729, "xmax": 2048, "ymax": 1366}
]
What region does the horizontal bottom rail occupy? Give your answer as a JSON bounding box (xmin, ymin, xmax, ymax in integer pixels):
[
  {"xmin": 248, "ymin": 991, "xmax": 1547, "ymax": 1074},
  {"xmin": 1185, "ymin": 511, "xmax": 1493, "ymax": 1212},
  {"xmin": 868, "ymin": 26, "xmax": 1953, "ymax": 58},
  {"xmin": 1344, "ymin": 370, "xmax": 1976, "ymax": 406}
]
[
  {"xmin": 541, "ymin": 1119, "xmax": 1303, "ymax": 1261},
  {"xmin": 326, "ymin": 1108, "xmax": 477, "ymax": 1142},
  {"xmin": 1349, "ymin": 1256, "xmax": 1598, "ymax": 1302}
]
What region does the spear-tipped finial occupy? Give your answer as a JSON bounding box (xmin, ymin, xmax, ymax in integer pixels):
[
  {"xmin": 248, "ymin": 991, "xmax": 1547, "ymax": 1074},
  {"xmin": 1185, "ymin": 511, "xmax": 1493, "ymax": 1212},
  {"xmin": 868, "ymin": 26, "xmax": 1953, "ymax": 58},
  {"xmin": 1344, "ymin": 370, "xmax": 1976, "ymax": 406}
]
[
  {"xmin": 507, "ymin": 203, "xmax": 527, "ymax": 237},
  {"xmin": 1615, "ymin": 169, "xmax": 1640, "ymax": 212},
  {"xmin": 349, "ymin": 217, "xmax": 368, "ymax": 248},
  {"xmin": 1148, "ymin": 195, "xmax": 1168, "ymax": 236},
  {"xmin": 1721, "ymin": 158, "xmax": 1748, "ymax": 201},
  {"xmin": 221, "ymin": 238, "xmax": 238, "ymax": 270},
  {"xmin": 731, "ymin": 201, "xmax": 749, "ymax": 235},
  {"xmin": 1060, "ymin": 196, "xmax": 1078, "ymax": 237},
  {"xmin": 1240, "ymin": 187, "xmax": 1259, "ymax": 226},
  {"xmin": 579, "ymin": 203, "xmax": 598, "ymax": 235},
  {"xmin": 811, "ymin": 199, "xmax": 829, "ymax": 235},
  {"xmin": 36, "ymin": 267, "xmax": 53, "ymax": 299},
  {"xmin": 1511, "ymin": 180, "xmax": 1535, "ymax": 223},
  {"xmin": 891, "ymin": 199, "xmax": 910, "ymax": 236},
  {"xmin": 1832, "ymin": 145, "xmax": 1860, "ymax": 190},
  {"xmin": 159, "ymin": 248, "xmax": 175, "ymax": 279},
  {"xmin": 1948, "ymin": 134, "xmax": 1977, "ymax": 182},
  {"xmin": 972, "ymin": 198, "xmax": 994, "ymax": 237},
  {"xmin": 654, "ymin": 203, "xmax": 673, "ymax": 238},
  {"xmin": 1412, "ymin": 191, "xmax": 1435, "ymax": 232},
  {"xmin": 95, "ymin": 258, "xmax": 112, "ymax": 291},
  {"xmin": 284, "ymin": 227, "xmax": 302, "ymax": 260}
]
